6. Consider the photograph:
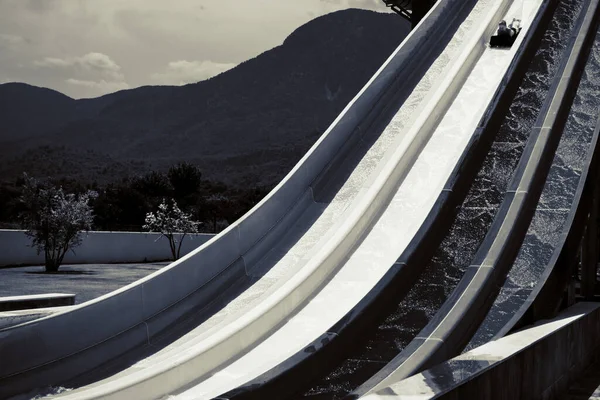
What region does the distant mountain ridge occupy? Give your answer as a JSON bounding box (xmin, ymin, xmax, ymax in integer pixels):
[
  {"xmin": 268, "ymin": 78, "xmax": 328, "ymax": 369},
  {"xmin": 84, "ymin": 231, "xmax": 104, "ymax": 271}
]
[{"xmin": 0, "ymin": 9, "xmax": 410, "ymax": 188}]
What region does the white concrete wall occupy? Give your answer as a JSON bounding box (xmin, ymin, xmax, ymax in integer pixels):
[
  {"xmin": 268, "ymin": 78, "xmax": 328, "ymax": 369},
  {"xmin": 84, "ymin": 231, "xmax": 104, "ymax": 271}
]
[{"xmin": 0, "ymin": 230, "xmax": 214, "ymax": 267}]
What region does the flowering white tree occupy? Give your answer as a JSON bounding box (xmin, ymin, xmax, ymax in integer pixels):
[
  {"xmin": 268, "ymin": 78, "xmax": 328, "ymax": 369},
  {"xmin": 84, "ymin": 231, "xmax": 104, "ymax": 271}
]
[
  {"xmin": 144, "ymin": 198, "xmax": 200, "ymax": 260},
  {"xmin": 20, "ymin": 175, "xmax": 97, "ymax": 272}
]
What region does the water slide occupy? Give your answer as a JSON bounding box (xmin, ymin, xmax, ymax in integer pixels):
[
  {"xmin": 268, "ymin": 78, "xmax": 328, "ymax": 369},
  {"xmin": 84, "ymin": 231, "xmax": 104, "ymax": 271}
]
[
  {"xmin": 0, "ymin": 0, "xmax": 498, "ymax": 397},
  {"xmin": 202, "ymin": 0, "xmax": 600, "ymax": 398},
  {"xmin": 33, "ymin": 0, "xmax": 546, "ymax": 399},
  {"xmin": 212, "ymin": 0, "xmax": 572, "ymax": 397},
  {"xmin": 258, "ymin": 0, "xmax": 600, "ymax": 398},
  {"xmin": 0, "ymin": 0, "xmax": 584, "ymax": 399}
]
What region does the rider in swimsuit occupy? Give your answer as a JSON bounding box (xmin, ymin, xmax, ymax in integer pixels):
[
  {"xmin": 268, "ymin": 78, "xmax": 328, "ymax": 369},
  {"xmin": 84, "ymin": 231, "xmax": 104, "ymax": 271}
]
[
  {"xmin": 498, "ymin": 19, "xmax": 521, "ymax": 38},
  {"xmin": 493, "ymin": 18, "xmax": 522, "ymax": 47}
]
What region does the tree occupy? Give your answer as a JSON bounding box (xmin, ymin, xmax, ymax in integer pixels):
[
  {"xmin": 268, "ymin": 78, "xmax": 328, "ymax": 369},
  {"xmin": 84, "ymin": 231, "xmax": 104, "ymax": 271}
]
[
  {"xmin": 0, "ymin": 182, "xmax": 22, "ymax": 226},
  {"xmin": 19, "ymin": 175, "xmax": 96, "ymax": 272},
  {"xmin": 132, "ymin": 171, "xmax": 172, "ymax": 199},
  {"xmin": 203, "ymin": 194, "xmax": 230, "ymax": 233},
  {"xmin": 168, "ymin": 162, "xmax": 202, "ymax": 208},
  {"xmin": 143, "ymin": 198, "xmax": 201, "ymax": 260},
  {"xmin": 93, "ymin": 184, "xmax": 149, "ymax": 231}
]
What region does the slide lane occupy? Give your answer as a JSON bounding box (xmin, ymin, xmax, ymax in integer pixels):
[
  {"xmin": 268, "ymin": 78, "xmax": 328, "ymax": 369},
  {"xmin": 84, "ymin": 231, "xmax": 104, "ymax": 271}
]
[
  {"xmin": 355, "ymin": 0, "xmax": 600, "ymax": 396},
  {"xmin": 4, "ymin": 0, "xmax": 486, "ymax": 399},
  {"xmin": 467, "ymin": 17, "xmax": 600, "ymax": 351}
]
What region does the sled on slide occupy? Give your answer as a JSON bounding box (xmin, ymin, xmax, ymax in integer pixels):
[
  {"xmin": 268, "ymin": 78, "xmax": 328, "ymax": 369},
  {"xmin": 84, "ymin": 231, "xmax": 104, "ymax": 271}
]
[{"xmin": 490, "ymin": 18, "xmax": 522, "ymax": 48}]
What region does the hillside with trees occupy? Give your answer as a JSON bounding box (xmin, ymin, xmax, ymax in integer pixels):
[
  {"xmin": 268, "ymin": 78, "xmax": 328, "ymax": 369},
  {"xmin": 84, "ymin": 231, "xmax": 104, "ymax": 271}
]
[
  {"xmin": 0, "ymin": 9, "xmax": 410, "ymax": 231},
  {"xmin": 0, "ymin": 9, "xmax": 409, "ymax": 189},
  {"xmin": 0, "ymin": 163, "xmax": 269, "ymax": 233}
]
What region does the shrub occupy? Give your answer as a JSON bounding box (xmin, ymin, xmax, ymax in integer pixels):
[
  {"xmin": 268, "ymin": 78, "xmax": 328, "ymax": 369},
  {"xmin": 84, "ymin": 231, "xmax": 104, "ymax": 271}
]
[
  {"xmin": 19, "ymin": 175, "xmax": 96, "ymax": 272},
  {"xmin": 144, "ymin": 198, "xmax": 201, "ymax": 260}
]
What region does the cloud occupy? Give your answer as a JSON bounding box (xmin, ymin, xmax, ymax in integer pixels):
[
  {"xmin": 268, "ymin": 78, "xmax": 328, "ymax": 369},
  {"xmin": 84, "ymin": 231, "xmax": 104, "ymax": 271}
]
[
  {"xmin": 79, "ymin": 52, "xmax": 122, "ymax": 78},
  {"xmin": 34, "ymin": 57, "xmax": 71, "ymax": 67},
  {"xmin": 320, "ymin": 0, "xmax": 383, "ymax": 10},
  {"xmin": 66, "ymin": 78, "xmax": 129, "ymax": 91},
  {"xmin": 34, "ymin": 52, "xmax": 124, "ymax": 80},
  {"xmin": 0, "ymin": 33, "xmax": 27, "ymax": 47},
  {"xmin": 151, "ymin": 60, "xmax": 236, "ymax": 85},
  {"xmin": 24, "ymin": 0, "xmax": 61, "ymax": 13},
  {"xmin": 33, "ymin": 52, "xmax": 129, "ymax": 97},
  {"xmin": 347, "ymin": 0, "xmax": 384, "ymax": 10}
]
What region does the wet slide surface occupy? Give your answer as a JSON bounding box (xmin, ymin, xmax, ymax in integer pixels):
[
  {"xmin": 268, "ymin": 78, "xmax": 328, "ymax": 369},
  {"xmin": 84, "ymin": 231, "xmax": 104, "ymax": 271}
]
[{"xmin": 294, "ymin": 0, "xmax": 584, "ymax": 398}]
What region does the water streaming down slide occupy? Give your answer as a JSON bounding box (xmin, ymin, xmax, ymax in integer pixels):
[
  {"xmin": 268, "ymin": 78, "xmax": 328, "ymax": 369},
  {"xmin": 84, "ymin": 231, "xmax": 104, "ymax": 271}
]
[
  {"xmin": 466, "ymin": 19, "xmax": 600, "ymax": 352},
  {"xmin": 291, "ymin": 0, "xmax": 585, "ymax": 398}
]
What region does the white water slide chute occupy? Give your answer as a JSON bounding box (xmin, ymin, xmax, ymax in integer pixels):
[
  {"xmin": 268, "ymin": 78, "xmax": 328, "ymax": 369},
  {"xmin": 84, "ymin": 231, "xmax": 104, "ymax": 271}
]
[{"xmin": 0, "ymin": 0, "xmax": 544, "ymax": 399}]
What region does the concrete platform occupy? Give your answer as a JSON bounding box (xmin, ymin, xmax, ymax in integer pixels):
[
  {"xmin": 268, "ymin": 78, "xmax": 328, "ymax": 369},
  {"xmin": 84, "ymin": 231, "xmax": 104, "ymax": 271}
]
[
  {"xmin": 0, "ymin": 263, "xmax": 167, "ymax": 304},
  {"xmin": 0, "ymin": 307, "xmax": 74, "ymax": 330},
  {"xmin": 0, "ymin": 294, "xmax": 75, "ymax": 312}
]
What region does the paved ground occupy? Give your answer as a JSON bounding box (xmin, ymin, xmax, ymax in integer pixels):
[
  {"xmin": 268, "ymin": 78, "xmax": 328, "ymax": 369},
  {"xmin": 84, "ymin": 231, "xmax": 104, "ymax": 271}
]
[{"xmin": 0, "ymin": 262, "xmax": 169, "ymax": 304}]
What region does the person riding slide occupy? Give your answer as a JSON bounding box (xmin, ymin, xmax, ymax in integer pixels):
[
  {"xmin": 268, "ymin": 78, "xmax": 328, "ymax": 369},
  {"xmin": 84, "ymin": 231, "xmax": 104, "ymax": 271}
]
[
  {"xmin": 491, "ymin": 18, "xmax": 522, "ymax": 47},
  {"xmin": 498, "ymin": 18, "xmax": 521, "ymax": 38}
]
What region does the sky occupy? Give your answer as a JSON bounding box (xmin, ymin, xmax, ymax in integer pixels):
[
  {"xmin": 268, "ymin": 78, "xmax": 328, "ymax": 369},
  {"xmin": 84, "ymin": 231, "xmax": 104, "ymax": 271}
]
[{"xmin": 0, "ymin": 0, "xmax": 390, "ymax": 99}]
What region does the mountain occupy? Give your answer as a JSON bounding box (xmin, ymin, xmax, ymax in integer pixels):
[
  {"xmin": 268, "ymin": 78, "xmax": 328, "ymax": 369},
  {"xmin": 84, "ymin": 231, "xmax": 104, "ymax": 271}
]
[
  {"xmin": 0, "ymin": 9, "xmax": 410, "ymax": 188},
  {"xmin": 0, "ymin": 84, "xmax": 76, "ymax": 141}
]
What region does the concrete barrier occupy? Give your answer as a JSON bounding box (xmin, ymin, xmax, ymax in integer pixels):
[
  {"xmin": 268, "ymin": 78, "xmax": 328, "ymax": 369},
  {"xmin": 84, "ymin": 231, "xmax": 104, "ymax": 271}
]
[
  {"xmin": 0, "ymin": 230, "xmax": 214, "ymax": 267},
  {"xmin": 363, "ymin": 302, "xmax": 600, "ymax": 400}
]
